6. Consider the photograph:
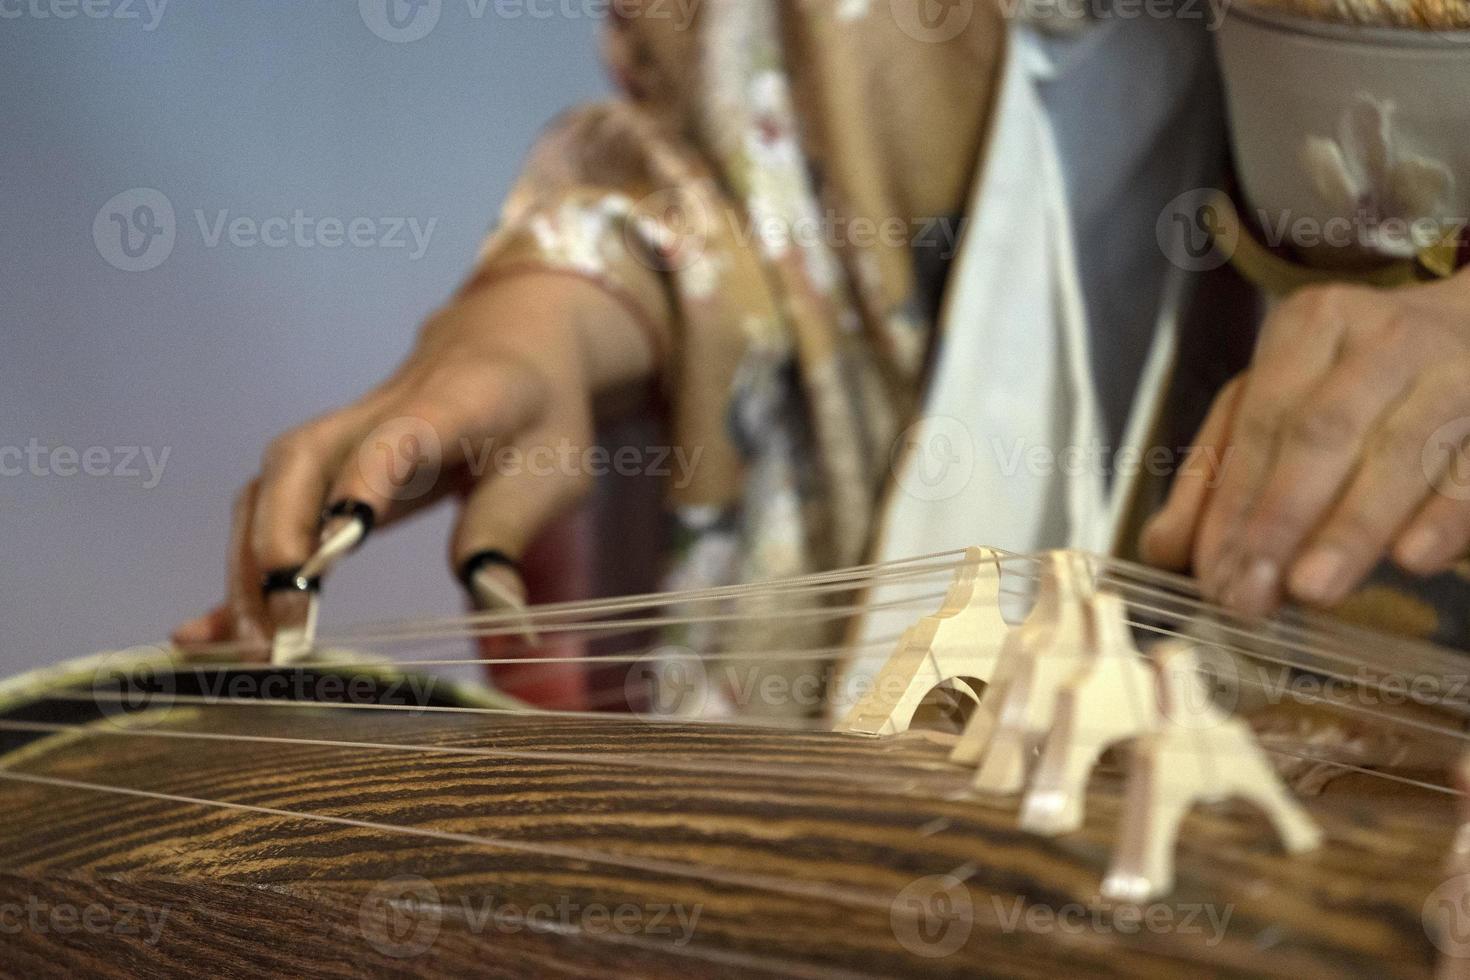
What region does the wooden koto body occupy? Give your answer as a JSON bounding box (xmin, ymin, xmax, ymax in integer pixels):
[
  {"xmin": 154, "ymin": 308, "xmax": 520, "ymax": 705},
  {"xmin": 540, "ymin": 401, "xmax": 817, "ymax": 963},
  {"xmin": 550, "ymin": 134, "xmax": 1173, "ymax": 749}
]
[{"xmin": 0, "ymin": 703, "xmax": 1454, "ymax": 979}]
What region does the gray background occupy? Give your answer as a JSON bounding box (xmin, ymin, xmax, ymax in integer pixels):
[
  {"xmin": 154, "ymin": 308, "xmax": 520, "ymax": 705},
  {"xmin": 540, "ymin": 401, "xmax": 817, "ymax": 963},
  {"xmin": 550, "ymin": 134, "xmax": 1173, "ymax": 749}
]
[{"xmin": 0, "ymin": 2, "xmax": 607, "ymax": 673}]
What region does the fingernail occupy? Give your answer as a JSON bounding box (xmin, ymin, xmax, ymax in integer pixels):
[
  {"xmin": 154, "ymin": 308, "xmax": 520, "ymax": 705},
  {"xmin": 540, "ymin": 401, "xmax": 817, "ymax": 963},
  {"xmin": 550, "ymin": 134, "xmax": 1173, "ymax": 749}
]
[
  {"xmin": 472, "ymin": 569, "xmax": 540, "ymax": 647},
  {"xmin": 1291, "ymin": 547, "xmax": 1350, "ymax": 606},
  {"xmin": 471, "ymin": 567, "xmax": 524, "ymax": 610},
  {"xmin": 1224, "ymin": 558, "xmax": 1280, "ymax": 616},
  {"xmin": 1397, "ymin": 526, "xmax": 1445, "ymax": 573}
]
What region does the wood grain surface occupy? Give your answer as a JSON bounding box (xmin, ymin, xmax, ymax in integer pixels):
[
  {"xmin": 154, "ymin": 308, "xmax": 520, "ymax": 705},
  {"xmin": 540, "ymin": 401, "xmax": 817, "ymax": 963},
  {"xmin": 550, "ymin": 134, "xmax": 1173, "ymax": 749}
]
[{"xmin": 0, "ymin": 694, "xmax": 1458, "ymax": 979}]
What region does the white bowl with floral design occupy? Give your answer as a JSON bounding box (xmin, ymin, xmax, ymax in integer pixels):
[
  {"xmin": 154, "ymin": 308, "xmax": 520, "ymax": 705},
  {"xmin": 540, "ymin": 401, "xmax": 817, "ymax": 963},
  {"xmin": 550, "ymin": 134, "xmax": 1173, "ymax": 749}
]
[{"xmin": 1216, "ymin": 7, "xmax": 1470, "ymax": 266}]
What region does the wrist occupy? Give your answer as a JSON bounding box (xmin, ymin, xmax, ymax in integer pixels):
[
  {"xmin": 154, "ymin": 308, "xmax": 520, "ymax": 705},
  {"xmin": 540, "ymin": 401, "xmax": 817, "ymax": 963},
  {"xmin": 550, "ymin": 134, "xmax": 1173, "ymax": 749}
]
[{"xmin": 441, "ymin": 269, "xmax": 661, "ymax": 396}]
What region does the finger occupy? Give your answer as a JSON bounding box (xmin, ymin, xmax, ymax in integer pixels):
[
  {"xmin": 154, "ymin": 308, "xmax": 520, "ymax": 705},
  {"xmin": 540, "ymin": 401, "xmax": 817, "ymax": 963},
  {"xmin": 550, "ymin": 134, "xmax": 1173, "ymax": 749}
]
[
  {"xmin": 225, "ymin": 479, "xmax": 270, "ymax": 656},
  {"xmin": 251, "ymin": 425, "xmax": 345, "ymax": 631},
  {"xmin": 1222, "ymin": 348, "xmax": 1416, "ymax": 614},
  {"xmin": 453, "ymin": 423, "xmax": 595, "ymax": 709},
  {"xmin": 1193, "ymin": 287, "xmax": 1360, "ymax": 597},
  {"xmin": 450, "ymin": 423, "xmax": 594, "ymax": 584},
  {"xmin": 1288, "ymin": 370, "xmax": 1470, "ymax": 606},
  {"xmin": 172, "ymin": 604, "xmax": 233, "ymax": 648},
  {"xmin": 1396, "ymin": 422, "xmax": 1470, "ymax": 574},
  {"xmin": 328, "ymin": 358, "xmax": 550, "ymax": 526},
  {"xmin": 1140, "ymin": 375, "xmax": 1245, "ymax": 571}
]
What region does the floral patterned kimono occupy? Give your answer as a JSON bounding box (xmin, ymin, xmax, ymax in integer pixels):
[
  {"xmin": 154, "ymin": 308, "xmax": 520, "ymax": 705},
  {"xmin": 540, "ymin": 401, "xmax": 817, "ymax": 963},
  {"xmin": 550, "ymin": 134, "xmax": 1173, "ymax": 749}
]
[{"xmin": 463, "ymin": 0, "xmax": 1470, "ymax": 714}]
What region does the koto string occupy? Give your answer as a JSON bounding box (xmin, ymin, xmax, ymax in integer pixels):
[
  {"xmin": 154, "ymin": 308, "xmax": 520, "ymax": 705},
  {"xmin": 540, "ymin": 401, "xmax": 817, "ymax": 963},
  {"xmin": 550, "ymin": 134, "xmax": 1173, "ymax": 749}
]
[
  {"xmin": 124, "ymin": 636, "xmax": 906, "ymax": 675},
  {"xmin": 177, "ymin": 573, "xmax": 964, "ymax": 659},
  {"xmin": 330, "ymin": 556, "xmax": 1468, "ymax": 693},
  {"xmin": 177, "ymin": 552, "xmax": 976, "ymax": 658},
  {"xmin": 43, "ymin": 690, "xmax": 843, "ymax": 733},
  {"xmin": 320, "ymin": 591, "xmax": 954, "ymax": 648},
  {"xmin": 34, "ymin": 672, "xmax": 1465, "ymax": 797},
  {"xmin": 174, "ymin": 569, "xmax": 1470, "ymax": 724},
  {"xmin": 101, "ymin": 621, "xmax": 1470, "ymax": 748},
  {"xmin": 81, "ymin": 544, "xmax": 1470, "ymax": 758},
  {"xmin": 0, "ymin": 719, "xmax": 969, "ymax": 798},
  {"xmin": 170, "ymin": 547, "xmax": 1467, "ymax": 697}
]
